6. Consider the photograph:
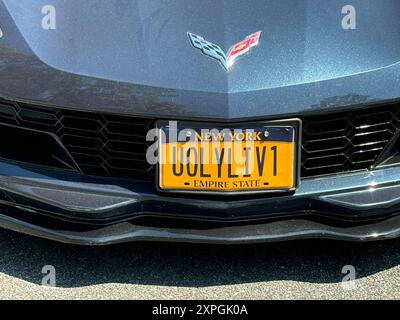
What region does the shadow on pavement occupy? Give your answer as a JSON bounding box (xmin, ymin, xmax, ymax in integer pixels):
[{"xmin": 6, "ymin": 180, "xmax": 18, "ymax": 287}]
[{"xmin": 0, "ymin": 228, "xmax": 398, "ymax": 288}]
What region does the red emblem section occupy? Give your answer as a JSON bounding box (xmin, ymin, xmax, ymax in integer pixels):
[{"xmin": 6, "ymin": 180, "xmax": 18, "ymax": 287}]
[{"xmin": 226, "ymin": 32, "xmax": 262, "ymax": 68}]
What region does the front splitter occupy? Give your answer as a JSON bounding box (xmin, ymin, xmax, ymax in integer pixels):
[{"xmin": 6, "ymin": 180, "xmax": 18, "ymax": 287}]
[{"xmin": 1, "ymin": 211, "xmax": 400, "ymax": 245}]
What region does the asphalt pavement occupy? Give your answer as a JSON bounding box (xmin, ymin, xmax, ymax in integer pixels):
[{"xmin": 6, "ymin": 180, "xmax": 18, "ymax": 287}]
[{"xmin": 0, "ymin": 227, "xmax": 399, "ymax": 299}]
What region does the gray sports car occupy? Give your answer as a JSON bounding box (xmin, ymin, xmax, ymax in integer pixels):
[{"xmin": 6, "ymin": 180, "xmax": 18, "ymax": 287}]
[{"xmin": 0, "ymin": 0, "xmax": 400, "ymax": 244}]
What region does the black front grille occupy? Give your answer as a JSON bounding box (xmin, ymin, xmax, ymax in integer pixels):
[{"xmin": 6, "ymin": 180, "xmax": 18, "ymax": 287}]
[
  {"xmin": 0, "ymin": 100, "xmax": 154, "ymax": 181},
  {"xmin": 0, "ymin": 99, "xmax": 398, "ymax": 181},
  {"xmin": 301, "ymin": 104, "xmax": 399, "ymax": 177}
]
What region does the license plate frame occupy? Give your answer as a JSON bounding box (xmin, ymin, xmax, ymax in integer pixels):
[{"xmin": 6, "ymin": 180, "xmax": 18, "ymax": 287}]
[{"xmin": 156, "ymin": 119, "xmax": 301, "ymax": 195}]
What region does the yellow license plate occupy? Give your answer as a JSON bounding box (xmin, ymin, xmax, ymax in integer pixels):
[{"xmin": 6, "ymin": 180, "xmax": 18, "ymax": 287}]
[{"xmin": 158, "ymin": 123, "xmax": 298, "ymax": 193}]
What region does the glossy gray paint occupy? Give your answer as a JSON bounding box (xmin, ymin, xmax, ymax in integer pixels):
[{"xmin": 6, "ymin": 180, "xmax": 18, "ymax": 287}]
[{"xmin": 0, "ymin": 0, "xmax": 399, "ymax": 119}]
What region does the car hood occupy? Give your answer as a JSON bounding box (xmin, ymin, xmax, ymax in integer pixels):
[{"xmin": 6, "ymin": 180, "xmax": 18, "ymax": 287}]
[{"xmin": 1, "ymin": 0, "xmax": 400, "ymax": 119}]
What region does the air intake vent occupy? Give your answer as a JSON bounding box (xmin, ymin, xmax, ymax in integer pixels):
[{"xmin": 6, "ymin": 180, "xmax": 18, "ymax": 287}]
[
  {"xmin": 0, "ymin": 99, "xmax": 398, "ymax": 181},
  {"xmin": 0, "ymin": 122, "xmax": 79, "ymax": 170},
  {"xmin": 0, "ymin": 100, "xmax": 154, "ymax": 181},
  {"xmin": 301, "ymin": 104, "xmax": 399, "ymax": 177}
]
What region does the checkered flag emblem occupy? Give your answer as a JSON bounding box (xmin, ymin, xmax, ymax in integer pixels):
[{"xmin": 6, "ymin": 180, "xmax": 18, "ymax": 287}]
[
  {"xmin": 188, "ymin": 33, "xmax": 228, "ymax": 70},
  {"xmin": 188, "ymin": 31, "xmax": 262, "ymax": 71}
]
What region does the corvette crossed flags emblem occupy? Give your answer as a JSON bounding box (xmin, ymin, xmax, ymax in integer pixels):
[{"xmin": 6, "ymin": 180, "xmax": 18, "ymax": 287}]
[{"xmin": 187, "ymin": 31, "xmax": 262, "ymax": 71}]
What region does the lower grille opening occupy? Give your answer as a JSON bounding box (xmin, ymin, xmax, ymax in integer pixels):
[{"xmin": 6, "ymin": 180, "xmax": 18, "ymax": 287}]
[
  {"xmin": 0, "ymin": 99, "xmax": 155, "ymax": 181},
  {"xmin": 301, "ymin": 103, "xmax": 400, "ymax": 177},
  {"xmin": 0, "ymin": 98, "xmax": 399, "ymax": 181},
  {"xmin": 0, "ymin": 122, "xmax": 78, "ymax": 171}
]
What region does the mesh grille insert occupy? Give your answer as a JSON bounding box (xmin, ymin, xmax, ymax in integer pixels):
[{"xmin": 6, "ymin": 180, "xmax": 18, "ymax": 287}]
[
  {"xmin": 301, "ymin": 104, "xmax": 399, "ymax": 177},
  {"xmin": 0, "ymin": 99, "xmax": 398, "ymax": 180},
  {"xmin": 0, "ymin": 100, "xmax": 154, "ymax": 181}
]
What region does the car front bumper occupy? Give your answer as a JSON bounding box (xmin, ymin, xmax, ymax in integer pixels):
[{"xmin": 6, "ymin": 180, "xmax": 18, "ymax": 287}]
[{"xmin": 1, "ymin": 159, "xmax": 400, "ymax": 245}]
